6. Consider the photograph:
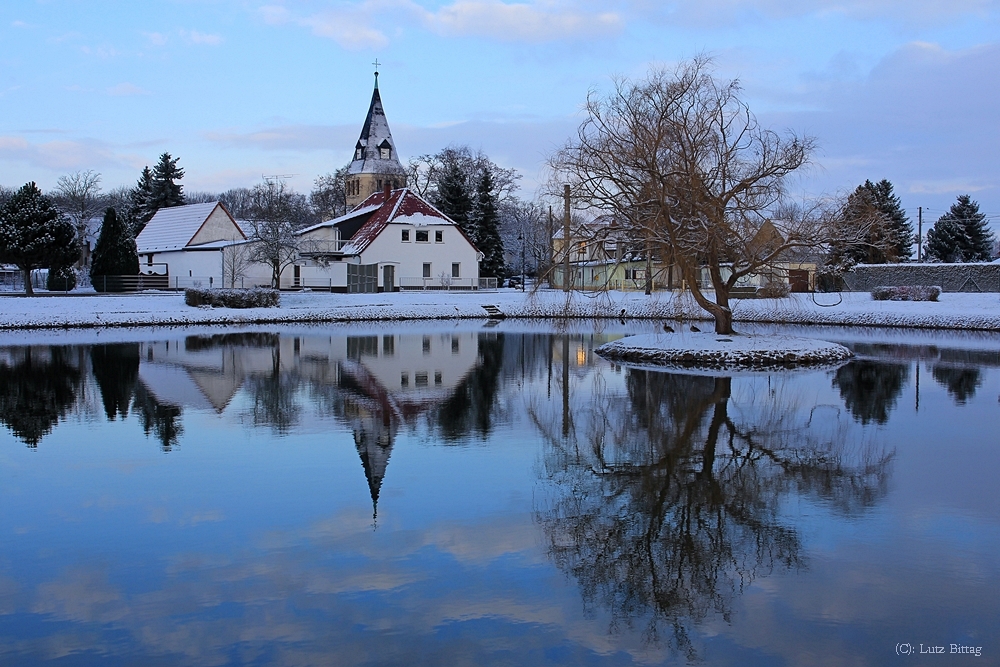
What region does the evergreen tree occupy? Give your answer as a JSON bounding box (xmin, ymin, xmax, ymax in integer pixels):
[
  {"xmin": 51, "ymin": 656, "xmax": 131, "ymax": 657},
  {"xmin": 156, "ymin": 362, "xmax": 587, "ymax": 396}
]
[
  {"xmin": 837, "ymin": 179, "xmax": 913, "ymax": 264},
  {"xmin": 90, "ymin": 343, "xmax": 140, "ymax": 421},
  {"xmin": 0, "ymin": 182, "xmax": 79, "ymax": 295},
  {"xmin": 130, "ymin": 166, "xmax": 156, "ymax": 234},
  {"xmin": 925, "ymin": 195, "xmax": 995, "ymax": 262},
  {"xmin": 90, "ymin": 208, "xmax": 139, "ymax": 283},
  {"xmin": 147, "ymin": 153, "xmax": 186, "ymax": 214},
  {"xmin": 0, "ymin": 347, "xmax": 81, "ymax": 447},
  {"xmin": 432, "ymin": 159, "xmax": 473, "ymax": 237},
  {"xmin": 471, "ymin": 169, "xmax": 505, "ymax": 280}
]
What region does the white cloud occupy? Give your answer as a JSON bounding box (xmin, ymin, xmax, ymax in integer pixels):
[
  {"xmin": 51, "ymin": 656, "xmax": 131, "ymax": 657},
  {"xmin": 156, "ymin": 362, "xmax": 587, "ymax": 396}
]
[
  {"xmin": 256, "ymin": 0, "xmax": 622, "ymax": 49},
  {"xmin": 422, "ymin": 1, "xmax": 623, "ymax": 42},
  {"xmin": 143, "ymin": 31, "xmax": 168, "ymax": 46},
  {"xmin": 0, "ymin": 135, "xmax": 125, "ymax": 172},
  {"xmin": 107, "ymin": 83, "xmax": 149, "ymax": 97},
  {"xmin": 180, "ymin": 29, "xmax": 224, "ymax": 46}
]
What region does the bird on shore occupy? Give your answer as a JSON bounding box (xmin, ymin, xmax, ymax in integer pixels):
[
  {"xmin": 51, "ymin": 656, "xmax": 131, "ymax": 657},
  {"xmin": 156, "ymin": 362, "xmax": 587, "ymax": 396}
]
[
  {"xmin": 690, "ymin": 325, "xmax": 701, "ymax": 332},
  {"xmin": 662, "ymin": 323, "xmax": 675, "ymax": 333},
  {"xmin": 619, "ymin": 308, "xmax": 627, "ymax": 318}
]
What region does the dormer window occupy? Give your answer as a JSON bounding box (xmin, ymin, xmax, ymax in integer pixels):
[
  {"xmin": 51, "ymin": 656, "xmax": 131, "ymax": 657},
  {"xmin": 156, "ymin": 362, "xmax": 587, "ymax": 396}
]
[
  {"xmin": 378, "ymin": 139, "xmax": 392, "ymax": 160},
  {"xmin": 355, "ymin": 148, "xmax": 363, "ymax": 160}
]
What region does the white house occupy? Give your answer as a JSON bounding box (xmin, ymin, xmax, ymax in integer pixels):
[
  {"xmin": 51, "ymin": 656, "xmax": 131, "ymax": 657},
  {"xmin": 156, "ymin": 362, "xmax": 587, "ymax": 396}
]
[
  {"xmin": 135, "ymin": 202, "xmax": 246, "ymax": 289},
  {"xmin": 290, "ymin": 187, "xmax": 482, "ymax": 292}
]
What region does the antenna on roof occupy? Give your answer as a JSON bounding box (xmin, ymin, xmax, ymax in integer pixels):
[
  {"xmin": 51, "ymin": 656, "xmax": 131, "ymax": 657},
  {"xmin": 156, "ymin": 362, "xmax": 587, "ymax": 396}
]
[{"xmin": 262, "ymin": 174, "xmax": 295, "ymax": 184}]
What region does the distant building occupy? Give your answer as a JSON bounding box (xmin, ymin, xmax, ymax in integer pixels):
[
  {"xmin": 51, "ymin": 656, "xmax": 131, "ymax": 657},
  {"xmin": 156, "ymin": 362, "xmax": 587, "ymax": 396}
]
[{"xmin": 135, "ymin": 202, "xmax": 246, "ymax": 289}]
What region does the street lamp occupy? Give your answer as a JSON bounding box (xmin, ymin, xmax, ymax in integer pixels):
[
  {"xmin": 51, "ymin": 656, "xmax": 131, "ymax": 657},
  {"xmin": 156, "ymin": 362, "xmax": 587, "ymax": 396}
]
[{"xmin": 518, "ymin": 232, "xmax": 525, "ymax": 291}]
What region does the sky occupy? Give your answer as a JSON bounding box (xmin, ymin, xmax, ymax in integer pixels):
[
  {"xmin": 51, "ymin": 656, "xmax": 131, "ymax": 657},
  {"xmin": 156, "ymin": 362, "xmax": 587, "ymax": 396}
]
[{"xmin": 2, "ymin": 0, "xmax": 999, "ymax": 235}]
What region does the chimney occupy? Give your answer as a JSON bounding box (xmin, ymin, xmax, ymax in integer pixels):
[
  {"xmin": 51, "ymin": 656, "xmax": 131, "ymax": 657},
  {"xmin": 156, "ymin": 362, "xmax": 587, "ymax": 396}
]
[{"xmin": 383, "ymin": 182, "xmax": 391, "ymax": 199}]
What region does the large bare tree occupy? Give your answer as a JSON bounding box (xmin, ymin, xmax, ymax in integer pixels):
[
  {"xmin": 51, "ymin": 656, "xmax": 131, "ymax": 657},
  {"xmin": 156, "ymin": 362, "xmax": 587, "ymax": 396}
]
[
  {"xmin": 244, "ymin": 179, "xmax": 301, "ymax": 289},
  {"xmin": 53, "ymin": 170, "xmax": 104, "ymax": 267},
  {"xmin": 551, "ymin": 57, "xmax": 847, "ymax": 334}
]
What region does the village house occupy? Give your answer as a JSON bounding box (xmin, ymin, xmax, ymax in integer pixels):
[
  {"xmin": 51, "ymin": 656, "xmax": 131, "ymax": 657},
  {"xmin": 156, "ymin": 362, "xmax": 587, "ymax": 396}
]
[{"xmin": 136, "ymin": 70, "xmax": 482, "ymax": 291}]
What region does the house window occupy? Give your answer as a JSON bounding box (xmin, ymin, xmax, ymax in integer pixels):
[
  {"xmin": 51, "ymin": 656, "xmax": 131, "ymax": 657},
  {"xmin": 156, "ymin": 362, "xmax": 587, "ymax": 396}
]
[
  {"xmin": 355, "ymin": 148, "xmax": 363, "ymax": 160},
  {"xmin": 422, "ymin": 336, "xmax": 431, "ymax": 354},
  {"xmin": 416, "ymin": 230, "xmax": 429, "ymax": 243},
  {"xmin": 380, "ymin": 147, "xmax": 391, "ymax": 159},
  {"xmin": 451, "ymin": 337, "xmax": 459, "ymax": 354},
  {"xmin": 435, "ymin": 230, "xmax": 443, "ymax": 243},
  {"xmin": 434, "ymin": 371, "xmax": 442, "ymax": 385},
  {"xmin": 576, "ymin": 242, "xmax": 586, "ymax": 259},
  {"xmin": 415, "ymin": 372, "xmax": 428, "ymax": 387},
  {"xmin": 423, "ymin": 262, "xmax": 431, "ymax": 278},
  {"xmin": 451, "ymin": 262, "xmax": 460, "ymax": 278},
  {"xmin": 146, "ymin": 254, "xmax": 153, "ymax": 266},
  {"xmin": 400, "ymin": 372, "xmax": 409, "ymax": 387},
  {"xmin": 401, "ymin": 229, "xmax": 410, "ymax": 242}
]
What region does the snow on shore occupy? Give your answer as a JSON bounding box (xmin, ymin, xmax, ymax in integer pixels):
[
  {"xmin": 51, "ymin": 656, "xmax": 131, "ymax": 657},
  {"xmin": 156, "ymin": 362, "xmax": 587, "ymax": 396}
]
[
  {"xmin": 0, "ymin": 289, "xmax": 998, "ymax": 331},
  {"xmin": 595, "ymin": 332, "xmax": 853, "ymax": 370}
]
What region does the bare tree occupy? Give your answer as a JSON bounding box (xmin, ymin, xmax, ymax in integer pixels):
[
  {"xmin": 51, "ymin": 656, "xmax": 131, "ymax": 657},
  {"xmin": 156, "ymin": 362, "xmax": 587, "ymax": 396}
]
[
  {"xmin": 551, "ymin": 57, "xmax": 853, "ymax": 334},
  {"xmin": 499, "ymin": 199, "xmax": 550, "ymax": 276},
  {"xmin": 244, "ymin": 179, "xmax": 301, "ymax": 289},
  {"xmin": 222, "ymin": 242, "xmax": 253, "ymax": 288},
  {"xmin": 311, "ymin": 165, "xmax": 350, "ymax": 220},
  {"xmin": 407, "ymin": 146, "xmax": 521, "ymax": 204},
  {"xmin": 53, "ymin": 170, "xmax": 104, "ymax": 266}
]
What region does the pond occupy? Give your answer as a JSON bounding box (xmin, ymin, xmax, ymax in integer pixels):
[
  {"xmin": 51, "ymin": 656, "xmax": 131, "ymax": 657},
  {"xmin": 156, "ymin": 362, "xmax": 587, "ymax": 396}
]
[{"xmin": 0, "ymin": 322, "xmax": 998, "ymax": 666}]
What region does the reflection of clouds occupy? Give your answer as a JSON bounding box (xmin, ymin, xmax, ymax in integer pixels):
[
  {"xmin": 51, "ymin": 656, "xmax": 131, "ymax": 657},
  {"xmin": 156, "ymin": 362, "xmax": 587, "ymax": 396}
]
[{"xmin": 31, "ymin": 567, "xmax": 127, "ymax": 624}]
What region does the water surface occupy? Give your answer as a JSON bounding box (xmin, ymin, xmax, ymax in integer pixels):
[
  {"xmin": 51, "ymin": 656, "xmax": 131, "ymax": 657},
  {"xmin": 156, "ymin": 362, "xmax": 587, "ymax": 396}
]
[{"xmin": 0, "ymin": 322, "xmax": 997, "ymax": 666}]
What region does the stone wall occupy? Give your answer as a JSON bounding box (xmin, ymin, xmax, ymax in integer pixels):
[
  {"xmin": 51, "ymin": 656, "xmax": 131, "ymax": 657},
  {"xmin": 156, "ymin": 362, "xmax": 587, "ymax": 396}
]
[{"xmin": 844, "ymin": 263, "xmax": 1000, "ymax": 292}]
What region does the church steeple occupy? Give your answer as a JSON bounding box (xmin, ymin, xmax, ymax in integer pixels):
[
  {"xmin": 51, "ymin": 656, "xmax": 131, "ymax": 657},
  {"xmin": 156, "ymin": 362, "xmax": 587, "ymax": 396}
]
[{"xmin": 345, "ymin": 66, "xmax": 407, "ymax": 210}]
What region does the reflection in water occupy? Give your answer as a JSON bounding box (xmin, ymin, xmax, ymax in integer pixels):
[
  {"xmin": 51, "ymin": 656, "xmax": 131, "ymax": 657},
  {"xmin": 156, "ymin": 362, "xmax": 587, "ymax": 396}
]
[
  {"xmin": 90, "ymin": 344, "xmax": 139, "ymax": 421},
  {"xmin": 931, "ymin": 365, "xmax": 983, "ymax": 405},
  {"xmin": 535, "ymin": 366, "xmax": 893, "ymax": 657},
  {"xmin": 832, "ymin": 361, "xmax": 909, "ymax": 424},
  {"xmin": 0, "ymin": 347, "xmax": 82, "ymax": 447}
]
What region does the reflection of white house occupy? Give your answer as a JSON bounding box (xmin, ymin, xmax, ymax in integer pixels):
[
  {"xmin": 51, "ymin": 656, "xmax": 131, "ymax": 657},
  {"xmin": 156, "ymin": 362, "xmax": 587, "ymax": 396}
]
[
  {"xmin": 135, "ymin": 202, "xmax": 246, "ymax": 289},
  {"xmin": 294, "ymin": 188, "xmax": 482, "ymax": 292}
]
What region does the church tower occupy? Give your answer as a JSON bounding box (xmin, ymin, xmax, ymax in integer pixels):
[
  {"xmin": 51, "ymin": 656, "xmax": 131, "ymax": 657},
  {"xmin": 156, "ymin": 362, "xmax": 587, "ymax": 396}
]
[{"xmin": 345, "ymin": 68, "xmax": 407, "ymax": 210}]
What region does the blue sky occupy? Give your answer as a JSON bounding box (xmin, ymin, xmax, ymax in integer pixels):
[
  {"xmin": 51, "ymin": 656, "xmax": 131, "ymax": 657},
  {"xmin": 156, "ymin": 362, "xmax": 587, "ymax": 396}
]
[{"xmin": 2, "ymin": 0, "xmax": 999, "ymax": 230}]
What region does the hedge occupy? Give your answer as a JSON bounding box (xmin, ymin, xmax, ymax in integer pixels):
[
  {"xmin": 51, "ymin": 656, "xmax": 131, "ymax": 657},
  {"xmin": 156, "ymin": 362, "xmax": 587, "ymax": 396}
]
[{"xmin": 184, "ymin": 287, "xmax": 280, "ymax": 308}]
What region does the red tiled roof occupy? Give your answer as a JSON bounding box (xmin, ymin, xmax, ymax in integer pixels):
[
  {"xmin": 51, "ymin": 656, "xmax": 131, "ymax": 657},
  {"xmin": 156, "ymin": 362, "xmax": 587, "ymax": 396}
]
[{"xmin": 340, "ymin": 188, "xmax": 480, "ymax": 255}]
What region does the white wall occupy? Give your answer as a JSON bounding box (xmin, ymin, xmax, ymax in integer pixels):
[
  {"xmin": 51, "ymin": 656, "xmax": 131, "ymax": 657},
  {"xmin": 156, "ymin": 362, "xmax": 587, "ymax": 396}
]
[{"xmin": 360, "ymin": 221, "xmax": 480, "ymax": 289}]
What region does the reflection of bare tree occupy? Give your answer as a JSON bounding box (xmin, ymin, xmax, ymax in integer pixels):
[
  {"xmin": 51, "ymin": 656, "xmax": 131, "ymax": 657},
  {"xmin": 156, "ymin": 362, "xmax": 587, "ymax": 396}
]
[
  {"xmin": 535, "ymin": 369, "xmax": 892, "ymax": 658},
  {"xmin": 0, "ymin": 347, "xmax": 82, "ymax": 447},
  {"xmin": 247, "ymin": 346, "xmax": 300, "ymax": 434},
  {"xmin": 133, "ymin": 381, "xmax": 183, "ymax": 452}
]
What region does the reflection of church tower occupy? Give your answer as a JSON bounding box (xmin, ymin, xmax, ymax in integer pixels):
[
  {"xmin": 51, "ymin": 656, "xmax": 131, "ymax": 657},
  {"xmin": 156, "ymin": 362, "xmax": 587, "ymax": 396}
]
[
  {"xmin": 345, "ymin": 67, "xmax": 407, "ymax": 210},
  {"xmin": 353, "ymin": 423, "xmax": 394, "ymax": 525}
]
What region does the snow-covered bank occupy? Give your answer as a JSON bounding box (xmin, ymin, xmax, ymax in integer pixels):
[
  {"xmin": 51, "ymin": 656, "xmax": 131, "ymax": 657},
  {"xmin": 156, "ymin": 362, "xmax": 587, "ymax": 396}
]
[
  {"xmin": 595, "ymin": 333, "xmax": 853, "ymax": 371},
  {"xmin": 0, "ymin": 289, "xmax": 998, "ymax": 331}
]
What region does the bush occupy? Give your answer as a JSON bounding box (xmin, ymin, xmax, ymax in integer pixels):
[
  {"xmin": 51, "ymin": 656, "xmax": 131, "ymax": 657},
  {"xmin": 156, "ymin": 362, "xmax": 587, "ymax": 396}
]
[
  {"xmin": 184, "ymin": 287, "xmax": 280, "ymax": 308},
  {"xmin": 756, "ymin": 281, "xmax": 791, "ymax": 298},
  {"xmin": 46, "ymin": 266, "xmax": 77, "ymax": 292},
  {"xmin": 871, "ymin": 285, "xmax": 941, "ymax": 302}
]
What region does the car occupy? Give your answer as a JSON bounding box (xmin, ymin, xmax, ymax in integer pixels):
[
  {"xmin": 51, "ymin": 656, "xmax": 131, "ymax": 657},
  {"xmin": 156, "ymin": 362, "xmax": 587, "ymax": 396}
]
[{"xmin": 507, "ymin": 276, "xmax": 523, "ymax": 289}]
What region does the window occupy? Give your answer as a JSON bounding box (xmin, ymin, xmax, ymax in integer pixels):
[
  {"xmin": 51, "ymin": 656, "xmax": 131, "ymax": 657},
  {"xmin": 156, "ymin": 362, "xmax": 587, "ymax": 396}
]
[
  {"xmin": 377, "ymin": 179, "xmax": 383, "ymax": 190},
  {"xmin": 400, "ymin": 372, "xmax": 409, "ymax": 387},
  {"xmin": 416, "ymin": 230, "xmax": 429, "ymax": 242},
  {"xmin": 401, "ymin": 229, "xmax": 410, "ymax": 242},
  {"xmin": 380, "ymin": 147, "xmax": 391, "ymax": 159},
  {"xmin": 435, "ymin": 230, "xmax": 443, "ymax": 243},
  {"xmin": 415, "ymin": 372, "xmax": 428, "ymax": 387},
  {"xmin": 451, "ymin": 263, "xmax": 460, "ymax": 278},
  {"xmin": 422, "ymin": 336, "xmax": 431, "ymax": 354},
  {"xmin": 434, "ymin": 371, "xmax": 442, "ymax": 385},
  {"xmin": 451, "ymin": 337, "xmax": 460, "ymax": 354},
  {"xmin": 422, "ymin": 263, "xmax": 431, "ymax": 278},
  {"xmin": 355, "ymin": 148, "xmax": 363, "ymax": 160},
  {"xmin": 576, "ymin": 242, "xmax": 586, "ymax": 259},
  {"xmin": 146, "ymin": 254, "xmax": 153, "ymax": 266}
]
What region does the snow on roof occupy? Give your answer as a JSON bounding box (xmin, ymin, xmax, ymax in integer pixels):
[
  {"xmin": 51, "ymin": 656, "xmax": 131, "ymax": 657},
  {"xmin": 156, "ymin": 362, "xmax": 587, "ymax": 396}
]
[
  {"xmin": 337, "ymin": 188, "xmax": 479, "ymax": 256},
  {"xmin": 136, "ymin": 202, "xmax": 227, "ymax": 253},
  {"xmin": 296, "ymin": 203, "xmax": 383, "ymax": 235},
  {"xmin": 347, "ymin": 76, "xmax": 406, "ymax": 177}
]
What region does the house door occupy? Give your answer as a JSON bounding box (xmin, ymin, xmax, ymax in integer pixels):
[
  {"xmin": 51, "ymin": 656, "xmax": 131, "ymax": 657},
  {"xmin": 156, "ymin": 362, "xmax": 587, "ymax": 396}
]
[
  {"xmin": 293, "ymin": 265, "xmax": 301, "ymax": 288},
  {"xmin": 789, "ymin": 269, "xmax": 810, "ymax": 293},
  {"xmin": 382, "ymin": 265, "xmax": 395, "ymax": 292}
]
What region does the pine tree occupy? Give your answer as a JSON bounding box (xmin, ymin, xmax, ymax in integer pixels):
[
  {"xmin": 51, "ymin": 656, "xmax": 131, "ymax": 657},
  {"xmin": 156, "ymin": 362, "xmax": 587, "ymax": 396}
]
[
  {"xmin": 90, "ymin": 208, "xmax": 139, "ymax": 285},
  {"xmin": 925, "ymin": 195, "xmax": 995, "ymax": 262},
  {"xmin": 130, "ymin": 166, "xmax": 156, "ymax": 234},
  {"xmin": 839, "ymin": 179, "xmax": 913, "ymax": 263},
  {"xmin": 471, "ymin": 170, "xmax": 505, "ymax": 280},
  {"xmin": 0, "ymin": 182, "xmax": 79, "ymax": 295},
  {"xmin": 147, "ymin": 153, "xmax": 186, "ymax": 215},
  {"xmin": 432, "ymin": 159, "xmax": 473, "ymax": 237}
]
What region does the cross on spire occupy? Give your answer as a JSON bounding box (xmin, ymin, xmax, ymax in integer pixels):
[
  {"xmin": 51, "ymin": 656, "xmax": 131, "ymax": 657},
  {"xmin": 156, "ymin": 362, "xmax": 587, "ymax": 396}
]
[{"xmin": 372, "ymin": 58, "xmax": 381, "ymax": 88}]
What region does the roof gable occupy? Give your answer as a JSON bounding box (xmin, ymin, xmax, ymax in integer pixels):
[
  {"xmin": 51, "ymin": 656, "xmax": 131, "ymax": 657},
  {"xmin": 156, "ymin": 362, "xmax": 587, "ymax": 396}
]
[
  {"xmin": 342, "ymin": 188, "xmax": 479, "ymax": 255},
  {"xmin": 136, "ymin": 202, "xmax": 245, "ymax": 253}
]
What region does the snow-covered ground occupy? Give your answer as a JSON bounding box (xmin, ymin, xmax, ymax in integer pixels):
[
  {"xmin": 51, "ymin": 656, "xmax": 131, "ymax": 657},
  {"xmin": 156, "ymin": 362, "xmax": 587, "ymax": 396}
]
[
  {"xmin": 0, "ymin": 288, "xmax": 998, "ymax": 331},
  {"xmin": 595, "ymin": 332, "xmax": 853, "ymax": 371}
]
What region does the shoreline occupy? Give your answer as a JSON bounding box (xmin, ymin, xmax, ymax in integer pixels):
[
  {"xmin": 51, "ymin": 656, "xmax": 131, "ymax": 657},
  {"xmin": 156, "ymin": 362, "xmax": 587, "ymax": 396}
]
[{"xmin": 1, "ymin": 289, "xmax": 998, "ymax": 332}]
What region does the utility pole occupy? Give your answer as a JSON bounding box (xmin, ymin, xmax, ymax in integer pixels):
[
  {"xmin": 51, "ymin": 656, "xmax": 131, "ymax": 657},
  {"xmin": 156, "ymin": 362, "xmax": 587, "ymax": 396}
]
[
  {"xmin": 917, "ymin": 206, "xmax": 923, "ymax": 261},
  {"xmin": 563, "ymin": 184, "xmax": 571, "ymax": 293}
]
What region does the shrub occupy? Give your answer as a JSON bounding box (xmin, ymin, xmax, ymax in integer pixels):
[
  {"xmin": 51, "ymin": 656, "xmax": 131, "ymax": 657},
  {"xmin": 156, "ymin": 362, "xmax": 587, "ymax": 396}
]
[
  {"xmin": 184, "ymin": 287, "xmax": 280, "ymax": 308},
  {"xmin": 870, "ymin": 285, "xmax": 941, "ymax": 302},
  {"xmin": 756, "ymin": 281, "xmax": 791, "ymax": 298},
  {"xmin": 46, "ymin": 266, "xmax": 77, "ymax": 292}
]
